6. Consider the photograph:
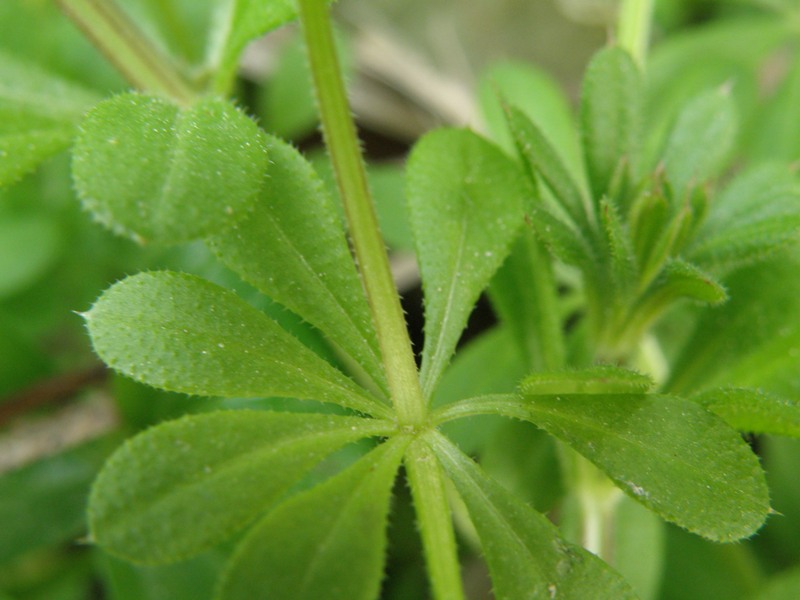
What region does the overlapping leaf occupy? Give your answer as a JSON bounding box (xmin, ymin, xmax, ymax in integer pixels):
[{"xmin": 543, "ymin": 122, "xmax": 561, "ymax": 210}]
[
  {"xmin": 430, "ymin": 432, "xmax": 637, "ymax": 599},
  {"xmin": 73, "ymin": 93, "xmax": 268, "ymax": 243},
  {"xmin": 88, "ymin": 411, "xmax": 393, "ymax": 564},
  {"xmin": 0, "ymin": 51, "xmax": 99, "ymax": 185},
  {"xmin": 512, "ymin": 387, "xmax": 769, "ymax": 541},
  {"xmin": 207, "ymin": 135, "xmax": 387, "ymax": 397},
  {"xmin": 84, "ymin": 271, "xmax": 388, "ymax": 417},
  {"xmin": 693, "ymin": 388, "xmax": 800, "ymax": 437},
  {"xmin": 218, "ymin": 437, "xmax": 407, "ymax": 600},
  {"xmin": 580, "ymin": 46, "xmax": 642, "ymax": 199},
  {"xmin": 405, "ymin": 128, "xmax": 530, "ymax": 399}
]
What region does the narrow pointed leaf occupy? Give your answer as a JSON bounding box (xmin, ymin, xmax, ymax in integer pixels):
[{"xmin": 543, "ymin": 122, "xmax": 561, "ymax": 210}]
[
  {"xmin": 406, "ymin": 128, "xmax": 529, "ymax": 398},
  {"xmin": 489, "ymin": 230, "xmax": 565, "ymax": 371},
  {"xmin": 72, "ymin": 93, "xmax": 268, "ymax": 243},
  {"xmin": 208, "ymin": 135, "xmax": 387, "ymax": 397},
  {"xmin": 643, "ymin": 259, "xmax": 727, "ymax": 306},
  {"xmin": 506, "ymin": 106, "xmax": 589, "ymax": 231},
  {"xmin": 521, "ymin": 366, "xmax": 653, "ymax": 395},
  {"xmin": 600, "ymin": 197, "xmax": 636, "ymax": 298},
  {"xmin": 0, "ymin": 51, "xmax": 99, "ymax": 185},
  {"xmin": 662, "ymin": 87, "xmax": 737, "ymax": 194},
  {"xmin": 530, "ymin": 206, "xmax": 596, "ymax": 271},
  {"xmin": 688, "ymin": 164, "xmax": 800, "ymax": 271},
  {"xmin": 430, "ymin": 432, "xmax": 637, "ymax": 600},
  {"xmin": 512, "ymin": 391, "xmax": 769, "ymax": 541},
  {"xmin": 667, "ymin": 255, "xmax": 800, "ymax": 395},
  {"xmin": 85, "ymin": 271, "xmax": 388, "ymax": 417},
  {"xmin": 89, "ymin": 411, "xmax": 391, "ymax": 564},
  {"xmin": 580, "ymin": 46, "xmax": 642, "ymax": 199},
  {"xmin": 693, "ymin": 387, "xmax": 800, "ymax": 437},
  {"xmin": 219, "ymin": 437, "xmax": 407, "ymax": 600}
]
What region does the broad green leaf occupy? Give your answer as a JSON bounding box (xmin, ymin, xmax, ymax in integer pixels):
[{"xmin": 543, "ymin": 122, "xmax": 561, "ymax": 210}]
[
  {"xmin": 0, "ymin": 51, "xmax": 99, "ymax": 185},
  {"xmin": 88, "ymin": 410, "xmax": 392, "ymax": 564},
  {"xmin": 687, "ymin": 164, "xmax": 800, "ymax": 271},
  {"xmin": 489, "ymin": 229, "xmax": 565, "ymax": 371},
  {"xmin": 506, "ymin": 106, "xmax": 590, "ymax": 231},
  {"xmin": 479, "ymin": 61, "xmax": 581, "ymax": 173},
  {"xmin": 0, "ymin": 214, "xmax": 60, "ymax": 298},
  {"xmin": 580, "ymin": 46, "xmax": 642, "ymax": 200},
  {"xmin": 521, "ymin": 365, "xmax": 653, "ymax": 395},
  {"xmin": 430, "ymin": 432, "xmax": 637, "ymax": 600},
  {"xmin": 512, "ymin": 391, "xmax": 769, "ymax": 541},
  {"xmin": 72, "ymin": 93, "xmax": 268, "ymax": 243},
  {"xmin": 661, "ymin": 87, "xmax": 737, "ymax": 194},
  {"xmin": 218, "ymin": 436, "xmax": 407, "ymax": 600},
  {"xmin": 0, "ymin": 436, "xmax": 117, "ymax": 565},
  {"xmin": 667, "ymin": 255, "xmax": 800, "ymax": 395},
  {"xmin": 406, "ymin": 128, "xmax": 529, "ymax": 399},
  {"xmin": 85, "ymin": 271, "xmax": 389, "ymax": 417},
  {"xmin": 207, "ymin": 135, "xmax": 387, "ymax": 398},
  {"xmin": 693, "ymin": 388, "xmax": 800, "ymax": 437}
]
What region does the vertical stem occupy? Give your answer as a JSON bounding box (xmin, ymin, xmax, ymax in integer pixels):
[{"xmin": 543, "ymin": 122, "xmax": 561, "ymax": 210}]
[
  {"xmin": 405, "ymin": 437, "xmax": 466, "ymax": 600},
  {"xmin": 57, "ymin": 0, "xmax": 195, "ymax": 104},
  {"xmin": 617, "ymin": 0, "xmax": 655, "ymax": 67},
  {"xmin": 298, "ymin": 0, "xmax": 426, "ymax": 425}
]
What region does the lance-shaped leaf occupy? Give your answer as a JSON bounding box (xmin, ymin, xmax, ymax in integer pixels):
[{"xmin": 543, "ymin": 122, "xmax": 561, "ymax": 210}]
[
  {"xmin": 72, "ymin": 93, "xmax": 268, "ymax": 243},
  {"xmin": 489, "ymin": 230, "xmax": 565, "ymax": 371},
  {"xmin": 522, "ymin": 366, "xmax": 653, "ymax": 395},
  {"xmin": 506, "ymin": 105, "xmax": 590, "ymax": 231},
  {"xmin": 88, "ymin": 411, "xmax": 393, "ymax": 564},
  {"xmin": 580, "ymin": 46, "xmax": 642, "ymax": 200},
  {"xmin": 0, "ymin": 51, "xmax": 99, "ymax": 185},
  {"xmin": 600, "ymin": 197, "xmax": 637, "ymax": 300},
  {"xmin": 406, "ymin": 128, "xmax": 529, "ymax": 399},
  {"xmin": 208, "ymin": 135, "xmax": 387, "ymax": 398},
  {"xmin": 512, "ymin": 389, "xmax": 769, "ymax": 541},
  {"xmin": 429, "ymin": 432, "xmax": 637, "ymax": 600},
  {"xmin": 693, "ymin": 388, "xmax": 800, "ymax": 437},
  {"xmin": 84, "ymin": 271, "xmax": 389, "ymax": 417},
  {"xmin": 667, "ymin": 255, "xmax": 800, "ymax": 395},
  {"xmin": 687, "ymin": 164, "xmax": 800, "ymax": 271},
  {"xmin": 661, "ymin": 86, "xmax": 737, "ymax": 194},
  {"xmin": 218, "ymin": 436, "xmax": 407, "ymax": 600}
]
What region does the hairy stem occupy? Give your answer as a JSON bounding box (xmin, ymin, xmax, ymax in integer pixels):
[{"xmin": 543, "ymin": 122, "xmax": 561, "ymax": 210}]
[
  {"xmin": 298, "ymin": 0, "xmax": 426, "ymax": 425},
  {"xmin": 405, "ymin": 436, "xmax": 466, "ymax": 600},
  {"xmin": 56, "ymin": 0, "xmax": 195, "ymax": 104}
]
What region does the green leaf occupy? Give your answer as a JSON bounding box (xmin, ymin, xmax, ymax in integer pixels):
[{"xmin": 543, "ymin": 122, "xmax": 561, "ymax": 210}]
[
  {"xmin": 0, "ymin": 51, "xmax": 99, "ymax": 185},
  {"xmin": 756, "ymin": 566, "xmax": 800, "ymax": 600},
  {"xmin": 218, "ymin": 436, "xmax": 407, "ymax": 600},
  {"xmin": 0, "ymin": 214, "xmax": 60, "ymax": 298},
  {"xmin": 72, "ymin": 93, "xmax": 268, "ymax": 243},
  {"xmin": 521, "ymin": 365, "xmax": 653, "ymax": 395},
  {"xmin": 693, "ymin": 387, "xmax": 800, "ymax": 437},
  {"xmin": 513, "ymin": 391, "xmax": 769, "ymax": 541},
  {"xmin": 85, "ymin": 271, "xmax": 389, "ymax": 417},
  {"xmin": 580, "ymin": 46, "xmax": 642, "ymax": 200},
  {"xmin": 600, "ymin": 197, "xmax": 636, "ymax": 300},
  {"xmin": 478, "ymin": 60, "xmax": 581, "ymax": 172},
  {"xmin": 506, "ymin": 105, "xmax": 590, "ymax": 231},
  {"xmin": 430, "ymin": 432, "xmax": 637, "ymax": 600},
  {"xmin": 406, "ymin": 128, "xmax": 529, "ymax": 399},
  {"xmin": 687, "ymin": 164, "xmax": 800, "ymax": 271},
  {"xmin": 210, "ymin": 0, "xmax": 331, "ymax": 93},
  {"xmin": 489, "ymin": 229, "xmax": 565, "ymax": 371},
  {"xmin": 207, "ymin": 134, "xmax": 387, "ymax": 398},
  {"xmin": 667, "ymin": 255, "xmax": 800, "ymax": 395},
  {"xmin": 661, "ymin": 87, "xmax": 738, "ymax": 194},
  {"xmin": 88, "ymin": 410, "xmax": 392, "ymax": 564},
  {"xmin": 610, "ymin": 496, "xmax": 665, "ymax": 600},
  {"xmin": 0, "ymin": 436, "xmax": 117, "ymax": 565},
  {"xmin": 529, "ymin": 205, "xmax": 596, "ymax": 271},
  {"xmin": 643, "ymin": 259, "xmax": 727, "ymax": 306}
]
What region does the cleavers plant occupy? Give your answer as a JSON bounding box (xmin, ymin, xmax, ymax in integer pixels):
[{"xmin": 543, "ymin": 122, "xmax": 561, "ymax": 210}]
[{"xmin": 4, "ymin": 0, "xmax": 800, "ymax": 598}]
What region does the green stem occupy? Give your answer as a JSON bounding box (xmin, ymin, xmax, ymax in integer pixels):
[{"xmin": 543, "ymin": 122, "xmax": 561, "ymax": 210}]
[
  {"xmin": 298, "ymin": 0, "xmax": 426, "ymax": 425},
  {"xmin": 405, "ymin": 436, "xmax": 466, "ymax": 600},
  {"xmin": 617, "ymin": 0, "xmax": 655, "ymax": 67},
  {"xmin": 57, "ymin": 0, "xmax": 195, "ymax": 104}
]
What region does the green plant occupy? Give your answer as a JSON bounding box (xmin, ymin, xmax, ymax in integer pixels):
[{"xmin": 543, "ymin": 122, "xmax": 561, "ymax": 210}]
[{"xmin": 4, "ymin": 0, "xmax": 800, "ymax": 599}]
